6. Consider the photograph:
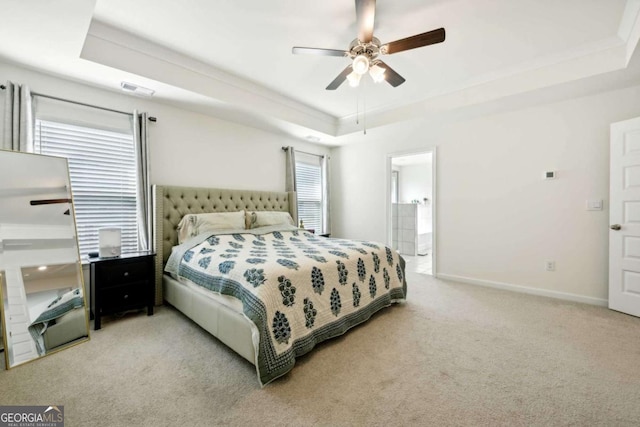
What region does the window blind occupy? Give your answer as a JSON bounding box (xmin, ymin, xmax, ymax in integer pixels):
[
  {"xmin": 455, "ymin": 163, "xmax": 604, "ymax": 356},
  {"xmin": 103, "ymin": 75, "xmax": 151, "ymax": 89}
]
[
  {"xmin": 295, "ymin": 159, "xmax": 323, "ymax": 232},
  {"xmin": 34, "ymin": 120, "xmax": 138, "ymax": 258}
]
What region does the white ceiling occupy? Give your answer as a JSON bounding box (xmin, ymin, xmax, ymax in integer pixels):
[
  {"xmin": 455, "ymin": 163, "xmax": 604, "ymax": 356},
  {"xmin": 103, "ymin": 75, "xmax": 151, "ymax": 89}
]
[
  {"xmin": 23, "ymin": 263, "xmax": 78, "ymax": 284},
  {"xmin": 1, "ymin": 0, "xmax": 639, "ymax": 143}
]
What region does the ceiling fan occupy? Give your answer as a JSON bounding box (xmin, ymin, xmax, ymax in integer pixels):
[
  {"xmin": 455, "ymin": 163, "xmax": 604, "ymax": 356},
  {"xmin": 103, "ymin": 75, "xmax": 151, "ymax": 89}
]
[
  {"xmin": 292, "ymin": 0, "xmax": 445, "ymax": 90},
  {"xmin": 30, "ymin": 198, "xmax": 72, "ymax": 215}
]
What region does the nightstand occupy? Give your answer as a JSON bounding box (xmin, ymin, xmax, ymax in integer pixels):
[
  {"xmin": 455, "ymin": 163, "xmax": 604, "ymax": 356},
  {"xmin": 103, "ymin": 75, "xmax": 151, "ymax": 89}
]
[
  {"xmin": 305, "ymin": 229, "xmax": 330, "ymax": 238},
  {"xmin": 90, "ymin": 251, "xmax": 155, "ymax": 330}
]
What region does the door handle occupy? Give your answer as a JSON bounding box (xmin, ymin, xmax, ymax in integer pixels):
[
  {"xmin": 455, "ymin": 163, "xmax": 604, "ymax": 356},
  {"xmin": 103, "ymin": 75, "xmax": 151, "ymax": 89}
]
[{"xmin": 610, "ymin": 224, "xmax": 622, "ymax": 230}]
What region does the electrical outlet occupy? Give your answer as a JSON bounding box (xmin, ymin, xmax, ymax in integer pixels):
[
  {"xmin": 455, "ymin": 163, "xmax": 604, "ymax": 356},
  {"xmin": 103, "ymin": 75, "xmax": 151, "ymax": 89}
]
[{"xmin": 545, "ymin": 261, "xmax": 555, "ymax": 271}]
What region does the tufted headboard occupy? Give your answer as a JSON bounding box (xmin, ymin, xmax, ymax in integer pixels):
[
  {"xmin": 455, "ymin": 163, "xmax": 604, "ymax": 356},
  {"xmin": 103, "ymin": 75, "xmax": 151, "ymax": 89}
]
[{"xmin": 152, "ymin": 185, "xmax": 297, "ymax": 305}]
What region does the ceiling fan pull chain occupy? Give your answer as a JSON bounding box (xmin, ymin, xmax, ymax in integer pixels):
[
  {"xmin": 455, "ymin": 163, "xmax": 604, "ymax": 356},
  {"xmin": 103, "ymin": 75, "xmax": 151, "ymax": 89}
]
[
  {"xmin": 363, "ymin": 82, "xmax": 367, "ymax": 135},
  {"xmin": 356, "ymin": 89, "xmax": 360, "ymax": 125}
]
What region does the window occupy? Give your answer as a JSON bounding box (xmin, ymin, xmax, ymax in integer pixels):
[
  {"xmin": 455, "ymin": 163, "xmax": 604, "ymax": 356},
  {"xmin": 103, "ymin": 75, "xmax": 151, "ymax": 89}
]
[
  {"xmin": 34, "ymin": 119, "xmax": 138, "ymax": 258},
  {"xmin": 295, "ymin": 154, "xmax": 323, "ymax": 232}
]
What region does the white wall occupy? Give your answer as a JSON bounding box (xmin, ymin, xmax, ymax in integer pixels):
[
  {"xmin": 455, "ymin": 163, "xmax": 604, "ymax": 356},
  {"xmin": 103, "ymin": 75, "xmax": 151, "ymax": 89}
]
[
  {"xmin": 397, "ymin": 162, "xmax": 432, "ymax": 204},
  {"xmin": 0, "ymin": 61, "xmax": 330, "ymax": 302},
  {"xmin": 330, "ymin": 84, "xmax": 640, "ymax": 303},
  {"xmin": 0, "ymin": 61, "xmax": 330, "ymax": 191},
  {"xmin": 4, "ymin": 60, "xmax": 640, "ymax": 304}
]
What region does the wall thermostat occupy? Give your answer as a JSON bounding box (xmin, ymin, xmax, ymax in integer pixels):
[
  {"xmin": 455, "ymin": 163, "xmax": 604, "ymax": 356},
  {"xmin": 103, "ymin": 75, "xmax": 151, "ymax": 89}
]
[{"xmin": 543, "ymin": 171, "xmax": 556, "ymax": 180}]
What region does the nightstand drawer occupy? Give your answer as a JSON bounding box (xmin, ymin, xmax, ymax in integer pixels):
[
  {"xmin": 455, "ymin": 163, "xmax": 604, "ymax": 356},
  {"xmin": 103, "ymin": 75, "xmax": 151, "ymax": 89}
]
[
  {"xmin": 101, "ymin": 261, "xmax": 149, "ymax": 286},
  {"xmin": 101, "ymin": 282, "xmax": 147, "ymax": 312}
]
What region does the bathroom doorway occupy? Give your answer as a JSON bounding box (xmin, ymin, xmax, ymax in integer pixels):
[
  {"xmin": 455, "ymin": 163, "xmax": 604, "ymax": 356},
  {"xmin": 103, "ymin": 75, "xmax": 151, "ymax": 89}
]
[{"xmin": 387, "ymin": 149, "xmax": 436, "ymax": 276}]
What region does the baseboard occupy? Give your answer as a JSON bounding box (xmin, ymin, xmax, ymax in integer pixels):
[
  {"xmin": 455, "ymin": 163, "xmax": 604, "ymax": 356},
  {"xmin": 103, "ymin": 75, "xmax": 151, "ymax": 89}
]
[{"xmin": 436, "ymin": 273, "xmax": 608, "ymax": 307}]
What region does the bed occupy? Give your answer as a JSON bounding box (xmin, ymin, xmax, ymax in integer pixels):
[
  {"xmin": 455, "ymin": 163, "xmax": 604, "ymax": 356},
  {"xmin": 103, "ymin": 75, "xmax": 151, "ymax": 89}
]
[
  {"xmin": 28, "ymin": 288, "xmax": 87, "ymax": 354},
  {"xmin": 154, "ymin": 185, "xmax": 407, "ymax": 385}
]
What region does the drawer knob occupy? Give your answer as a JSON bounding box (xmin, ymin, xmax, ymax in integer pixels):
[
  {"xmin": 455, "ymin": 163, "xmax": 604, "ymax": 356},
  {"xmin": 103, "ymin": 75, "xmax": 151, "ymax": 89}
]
[
  {"xmin": 124, "ymin": 272, "xmax": 129, "ymax": 277},
  {"xmin": 124, "ymin": 294, "xmax": 128, "ymax": 299}
]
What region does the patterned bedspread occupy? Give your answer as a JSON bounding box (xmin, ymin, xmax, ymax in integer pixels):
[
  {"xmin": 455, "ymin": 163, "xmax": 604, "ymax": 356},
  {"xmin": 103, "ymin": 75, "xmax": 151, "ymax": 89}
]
[
  {"xmin": 165, "ymin": 225, "xmax": 407, "ymax": 385},
  {"xmin": 28, "ymin": 288, "xmax": 85, "ymax": 355}
]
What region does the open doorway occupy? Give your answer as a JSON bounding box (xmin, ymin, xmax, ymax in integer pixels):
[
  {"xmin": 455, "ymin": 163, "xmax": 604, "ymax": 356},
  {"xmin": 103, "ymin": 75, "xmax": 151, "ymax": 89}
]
[{"xmin": 387, "ymin": 149, "xmax": 436, "ymax": 276}]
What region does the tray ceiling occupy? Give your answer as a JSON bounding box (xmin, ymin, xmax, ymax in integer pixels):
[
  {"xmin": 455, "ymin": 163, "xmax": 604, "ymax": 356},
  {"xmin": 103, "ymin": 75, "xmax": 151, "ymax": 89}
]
[{"xmin": 0, "ymin": 0, "xmax": 639, "ymax": 143}]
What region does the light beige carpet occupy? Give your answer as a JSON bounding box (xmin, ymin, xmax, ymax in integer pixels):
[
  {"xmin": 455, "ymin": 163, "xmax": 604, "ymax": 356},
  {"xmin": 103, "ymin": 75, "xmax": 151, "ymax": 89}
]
[{"xmin": 1, "ymin": 272, "xmax": 639, "ymax": 426}]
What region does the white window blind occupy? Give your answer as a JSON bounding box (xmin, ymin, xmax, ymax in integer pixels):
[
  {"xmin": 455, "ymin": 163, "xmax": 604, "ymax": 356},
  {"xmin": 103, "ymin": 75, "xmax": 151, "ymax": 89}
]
[
  {"xmin": 295, "ymin": 156, "xmax": 323, "ymax": 232},
  {"xmin": 34, "ymin": 119, "xmax": 138, "ymax": 258}
]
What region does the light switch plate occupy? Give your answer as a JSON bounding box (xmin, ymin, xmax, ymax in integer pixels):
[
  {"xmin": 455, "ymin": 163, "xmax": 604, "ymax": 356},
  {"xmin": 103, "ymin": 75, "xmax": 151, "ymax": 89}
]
[{"xmin": 586, "ymin": 199, "xmax": 603, "ymax": 211}]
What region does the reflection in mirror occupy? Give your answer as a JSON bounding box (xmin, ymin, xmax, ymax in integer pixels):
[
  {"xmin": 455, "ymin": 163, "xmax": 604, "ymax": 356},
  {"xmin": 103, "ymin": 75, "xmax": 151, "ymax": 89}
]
[{"xmin": 0, "ymin": 150, "xmax": 89, "ymax": 369}]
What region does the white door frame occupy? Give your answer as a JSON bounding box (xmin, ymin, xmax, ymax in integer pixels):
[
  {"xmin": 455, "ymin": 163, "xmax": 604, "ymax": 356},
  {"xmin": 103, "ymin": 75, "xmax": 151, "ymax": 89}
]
[
  {"xmin": 386, "ymin": 146, "xmax": 437, "ymax": 277},
  {"xmin": 609, "ymin": 116, "xmax": 640, "ymax": 317}
]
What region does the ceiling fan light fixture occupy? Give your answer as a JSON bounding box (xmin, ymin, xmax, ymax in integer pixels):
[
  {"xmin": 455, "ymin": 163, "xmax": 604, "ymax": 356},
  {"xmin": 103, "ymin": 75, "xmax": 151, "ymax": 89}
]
[
  {"xmin": 347, "ymin": 70, "xmax": 362, "ymax": 87},
  {"xmin": 352, "ymin": 55, "xmax": 370, "ymax": 75},
  {"xmin": 369, "ymin": 64, "xmax": 386, "ymax": 83}
]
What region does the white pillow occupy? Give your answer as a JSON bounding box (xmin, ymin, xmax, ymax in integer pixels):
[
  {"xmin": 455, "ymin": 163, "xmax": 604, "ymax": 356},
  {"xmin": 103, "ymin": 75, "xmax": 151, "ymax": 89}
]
[
  {"xmin": 247, "ymin": 211, "xmax": 295, "ymax": 229},
  {"xmin": 177, "ymin": 211, "xmax": 245, "ymax": 244}
]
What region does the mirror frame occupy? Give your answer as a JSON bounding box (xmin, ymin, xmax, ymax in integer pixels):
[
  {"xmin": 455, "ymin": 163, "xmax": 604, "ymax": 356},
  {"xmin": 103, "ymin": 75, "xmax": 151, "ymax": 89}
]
[{"xmin": 0, "ymin": 149, "xmax": 90, "ymax": 369}]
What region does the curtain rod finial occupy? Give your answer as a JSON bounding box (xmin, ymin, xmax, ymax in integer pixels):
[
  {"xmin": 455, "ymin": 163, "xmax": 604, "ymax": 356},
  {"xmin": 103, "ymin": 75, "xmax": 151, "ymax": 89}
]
[{"xmin": 148, "ymin": 116, "xmax": 157, "ymax": 122}]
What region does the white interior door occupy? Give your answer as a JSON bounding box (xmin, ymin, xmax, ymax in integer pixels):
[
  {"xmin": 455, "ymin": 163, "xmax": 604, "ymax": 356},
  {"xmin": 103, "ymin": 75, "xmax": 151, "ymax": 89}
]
[{"xmin": 609, "ymin": 116, "xmax": 640, "ymax": 317}]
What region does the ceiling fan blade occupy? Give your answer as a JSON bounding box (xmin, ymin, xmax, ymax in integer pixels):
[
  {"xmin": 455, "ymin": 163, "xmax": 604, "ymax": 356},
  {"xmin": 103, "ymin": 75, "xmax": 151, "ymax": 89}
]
[
  {"xmin": 356, "ymin": 0, "xmax": 376, "ymax": 43},
  {"xmin": 376, "ymin": 61, "xmax": 406, "ymax": 87},
  {"xmin": 382, "ymin": 28, "xmax": 445, "ymax": 55},
  {"xmin": 326, "ymin": 65, "xmax": 353, "ymax": 90},
  {"xmin": 292, "ymin": 47, "xmax": 348, "ymax": 57},
  {"xmin": 30, "ymin": 198, "xmax": 72, "ymax": 206}
]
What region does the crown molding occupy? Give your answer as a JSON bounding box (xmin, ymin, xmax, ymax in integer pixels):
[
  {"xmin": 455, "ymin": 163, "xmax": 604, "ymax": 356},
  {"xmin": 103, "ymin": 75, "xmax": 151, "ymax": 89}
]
[
  {"xmin": 81, "ymin": 20, "xmax": 338, "ymax": 136},
  {"xmin": 80, "ymin": 1, "xmax": 640, "ymax": 139}
]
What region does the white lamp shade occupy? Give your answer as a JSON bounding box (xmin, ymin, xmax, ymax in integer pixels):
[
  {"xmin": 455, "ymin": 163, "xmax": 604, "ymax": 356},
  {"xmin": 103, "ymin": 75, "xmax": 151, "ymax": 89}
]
[
  {"xmin": 347, "ymin": 70, "xmax": 362, "ymax": 87},
  {"xmin": 99, "ymin": 228, "xmax": 121, "ymax": 258},
  {"xmin": 369, "ymin": 64, "xmax": 386, "ymax": 83},
  {"xmin": 352, "ymin": 55, "xmax": 370, "ymax": 75}
]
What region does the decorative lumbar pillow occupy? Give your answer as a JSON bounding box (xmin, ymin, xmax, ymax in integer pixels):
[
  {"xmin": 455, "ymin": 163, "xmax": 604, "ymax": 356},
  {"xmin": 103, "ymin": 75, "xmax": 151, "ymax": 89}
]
[
  {"xmin": 247, "ymin": 211, "xmax": 295, "ymax": 229},
  {"xmin": 177, "ymin": 210, "xmax": 245, "ymax": 243}
]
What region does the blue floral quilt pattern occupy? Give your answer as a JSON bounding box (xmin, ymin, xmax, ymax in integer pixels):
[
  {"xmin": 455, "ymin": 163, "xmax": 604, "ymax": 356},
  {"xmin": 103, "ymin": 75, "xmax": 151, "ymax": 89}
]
[
  {"xmin": 172, "ymin": 228, "xmax": 407, "ymax": 385},
  {"xmin": 28, "ymin": 288, "xmax": 85, "ymax": 355}
]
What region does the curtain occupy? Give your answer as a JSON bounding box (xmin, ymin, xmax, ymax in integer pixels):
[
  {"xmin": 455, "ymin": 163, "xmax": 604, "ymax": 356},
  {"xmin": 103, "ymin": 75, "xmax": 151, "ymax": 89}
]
[
  {"xmin": 2, "ymin": 81, "xmax": 34, "ymax": 152},
  {"xmin": 133, "ymin": 110, "xmax": 152, "ymax": 251},
  {"xmin": 321, "ymin": 155, "xmax": 331, "ymax": 235},
  {"xmin": 284, "ymin": 146, "xmax": 297, "ymax": 192}
]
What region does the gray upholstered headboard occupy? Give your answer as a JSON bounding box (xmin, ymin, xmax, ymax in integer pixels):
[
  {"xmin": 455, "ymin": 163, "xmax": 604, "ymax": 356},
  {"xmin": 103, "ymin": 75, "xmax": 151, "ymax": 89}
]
[{"xmin": 152, "ymin": 185, "xmax": 297, "ymax": 305}]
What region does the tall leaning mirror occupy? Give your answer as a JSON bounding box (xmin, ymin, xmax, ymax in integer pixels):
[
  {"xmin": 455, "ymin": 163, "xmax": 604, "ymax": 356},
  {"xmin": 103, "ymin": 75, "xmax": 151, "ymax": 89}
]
[{"xmin": 0, "ymin": 149, "xmax": 89, "ymax": 369}]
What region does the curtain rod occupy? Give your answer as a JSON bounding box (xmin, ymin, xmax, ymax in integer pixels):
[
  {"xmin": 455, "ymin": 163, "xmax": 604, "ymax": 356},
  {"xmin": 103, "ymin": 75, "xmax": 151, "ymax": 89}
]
[
  {"xmin": 33, "ymin": 92, "xmax": 133, "ymax": 117},
  {"xmin": 1, "ymin": 84, "xmax": 157, "ymax": 122},
  {"xmin": 281, "ymin": 146, "xmax": 325, "ymax": 158}
]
